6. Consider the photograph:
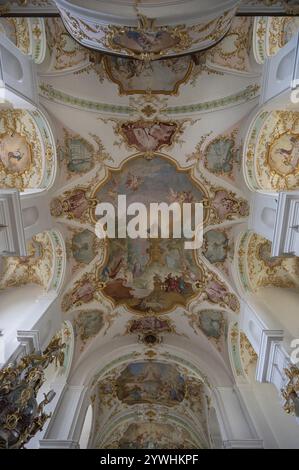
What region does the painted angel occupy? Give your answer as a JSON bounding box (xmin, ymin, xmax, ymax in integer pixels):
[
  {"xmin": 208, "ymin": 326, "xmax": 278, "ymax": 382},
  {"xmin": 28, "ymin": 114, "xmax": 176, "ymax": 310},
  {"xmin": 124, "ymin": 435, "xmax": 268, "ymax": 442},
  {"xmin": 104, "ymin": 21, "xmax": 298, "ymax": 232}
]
[{"xmin": 126, "ymin": 172, "xmax": 143, "ymax": 191}]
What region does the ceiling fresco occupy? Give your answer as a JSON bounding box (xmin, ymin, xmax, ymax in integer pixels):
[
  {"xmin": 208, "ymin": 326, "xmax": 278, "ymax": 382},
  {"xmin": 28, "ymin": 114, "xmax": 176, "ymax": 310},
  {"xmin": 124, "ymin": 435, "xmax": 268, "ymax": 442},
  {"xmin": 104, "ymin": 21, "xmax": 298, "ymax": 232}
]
[
  {"xmin": 35, "ymin": 15, "xmax": 260, "ymax": 447},
  {"xmin": 73, "ymin": 309, "xmax": 105, "ymax": 350},
  {"xmin": 3, "ymin": 8, "xmax": 290, "ymax": 447},
  {"xmin": 104, "ymin": 421, "xmax": 197, "ymax": 449},
  {"xmin": 188, "ymin": 309, "xmax": 228, "ymax": 353},
  {"xmin": 56, "ymin": 126, "xmax": 113, "ymax": 182},
  {"xmin": 89, "ymin": 357, "xmax": 212, "ymax": 449},
  {"xmin": 115, "ymin": 362, "xmax": 186, "ymax": 406},
  {"xmin": 56, "ymin": 154, "xmax": 243, "ymax": 315}
]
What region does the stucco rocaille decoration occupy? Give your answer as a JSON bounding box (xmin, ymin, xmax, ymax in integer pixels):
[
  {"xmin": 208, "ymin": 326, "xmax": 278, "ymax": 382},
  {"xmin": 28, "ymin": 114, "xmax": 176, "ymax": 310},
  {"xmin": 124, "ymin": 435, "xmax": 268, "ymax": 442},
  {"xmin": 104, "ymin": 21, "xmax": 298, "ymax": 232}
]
[
  {"xmin": 237, "ymin": 231, "xmax": 299, "ymax": 293},
  {"xmin": 244, "ymin": 110, "xmax": 299, "ymax": 191},
  {"xmin": 56, "ymin": 3, "xmax": 236, "ymax": 60}
]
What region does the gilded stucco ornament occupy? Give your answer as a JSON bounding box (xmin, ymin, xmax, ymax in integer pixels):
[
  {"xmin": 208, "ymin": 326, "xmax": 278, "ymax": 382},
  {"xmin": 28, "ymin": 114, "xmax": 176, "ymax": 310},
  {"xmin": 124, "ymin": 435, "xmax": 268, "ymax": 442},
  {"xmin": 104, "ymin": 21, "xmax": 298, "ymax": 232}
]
[
  {"xmin": 237, "ymin": 232, "xmax": 299, "ymax": 293},
  {"xmin": 206, "ymin": 17, "xmax": 253, "ymax": 73},
  {"xmin": 59, "ymin": 7, "xmax": 235, "ymax": 60},
  {"xmin": 281, "ymin": 365, "xmax": 299, "ymax": 416},
  {"xmin": 244, "ymin": 111, "xmax": 299, "ymax": 191},
  {"xmin": 45, "ymin": 18, "xmax": 90, "ymax": 72},
  {"xmin": 253, "ymin": 15, "xmax": 299, "ymax": 65},
  {"xmin": 239, "ymin": 331, "xmax": 257, "ymax": 375},
  {"xmin": 0, "ymin": 109, "xmax": 55, "ymax": 191},
  {"xmin": 0, "ymin": 232, "xmax": 54, "ymax": 291}
]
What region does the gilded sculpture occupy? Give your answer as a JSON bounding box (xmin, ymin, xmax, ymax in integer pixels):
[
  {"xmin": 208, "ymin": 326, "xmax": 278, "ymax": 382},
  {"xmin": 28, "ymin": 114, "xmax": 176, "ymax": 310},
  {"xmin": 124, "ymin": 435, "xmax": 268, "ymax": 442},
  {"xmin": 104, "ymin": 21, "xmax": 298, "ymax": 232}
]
[{"xmin": 0, "ymin": 333, "xmax": 65, "ymax": 449}]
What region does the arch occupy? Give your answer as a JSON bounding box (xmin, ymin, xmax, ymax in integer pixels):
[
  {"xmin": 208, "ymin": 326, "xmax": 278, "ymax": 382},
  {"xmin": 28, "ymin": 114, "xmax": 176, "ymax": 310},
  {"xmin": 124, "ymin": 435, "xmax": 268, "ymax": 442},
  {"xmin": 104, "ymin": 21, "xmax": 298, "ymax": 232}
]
[
  {"xmin": 97, "ymin": 413, "xmax": 203, "ymax": 449},
  {"xmin": 55, "ymin": 0, "xmax": 238, "ymax": 58},
  {"xmin": 276, "ymin": 47, "xmax": 296, "ymax": 81},
  {"xmin": 0, "ymin": 18, "xmax": 47, "ymax": 65},
  {"xmin": 2, "ymin": 47, "xmax": 23, "ymax": 81},
  {"xmin": 0, "ymin": 229, "xmax": 66, "ymax": 363},
  {"xmin": 79, "ymin": 404, "xmax": 93, "ymax": 449},
  {"xmin": 69, "ymin": 335, "xmax": 234, "ymax": 389},
  {"xmin": 208, "ymin": 407, "xmax": 223, "ymax": 448},
  {"xmin": 234, "ymin": 230, "xmax": 299, "ymax": 340},
  {"xmin": 253, "ymin": 16, "xmax": 299, "ymax": 65}
]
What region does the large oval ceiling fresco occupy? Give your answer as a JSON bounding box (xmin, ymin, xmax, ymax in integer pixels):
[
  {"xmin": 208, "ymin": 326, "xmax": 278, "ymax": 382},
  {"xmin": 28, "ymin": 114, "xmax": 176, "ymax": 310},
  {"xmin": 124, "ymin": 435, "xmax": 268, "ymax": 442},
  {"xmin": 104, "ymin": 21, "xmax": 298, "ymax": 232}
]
[
  {"xmin": 56, "ymin": 154, "xmax": 244, "ymax": 315},
  {"xmin": 94, "ymin": 155, "xmax": 207, "ymax": 314}
]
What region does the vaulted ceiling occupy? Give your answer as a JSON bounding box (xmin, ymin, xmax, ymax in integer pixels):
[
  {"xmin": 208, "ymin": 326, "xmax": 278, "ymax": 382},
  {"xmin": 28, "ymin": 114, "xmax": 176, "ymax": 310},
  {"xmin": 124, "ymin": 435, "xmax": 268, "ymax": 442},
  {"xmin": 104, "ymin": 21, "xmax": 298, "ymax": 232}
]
[
  {"xmin": 32, "ymin": 14, "xmax": 260, "ymax": 447},
  {"xmin": 3, "ymin": 3, "xmax": 299, "ymax": 447}
]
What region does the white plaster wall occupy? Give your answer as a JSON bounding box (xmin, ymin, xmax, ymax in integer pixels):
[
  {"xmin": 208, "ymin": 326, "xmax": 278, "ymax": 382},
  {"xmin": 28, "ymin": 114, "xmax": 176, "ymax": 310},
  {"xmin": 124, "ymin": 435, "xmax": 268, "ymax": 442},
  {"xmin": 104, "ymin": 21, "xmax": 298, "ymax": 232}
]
[
  {"xmin": 251, "ymin": 381, "xmax": 299, "ymax": 449},
  {"xmin": 256, "ymin": 287, "xmax": 299, "ymax": 339}
]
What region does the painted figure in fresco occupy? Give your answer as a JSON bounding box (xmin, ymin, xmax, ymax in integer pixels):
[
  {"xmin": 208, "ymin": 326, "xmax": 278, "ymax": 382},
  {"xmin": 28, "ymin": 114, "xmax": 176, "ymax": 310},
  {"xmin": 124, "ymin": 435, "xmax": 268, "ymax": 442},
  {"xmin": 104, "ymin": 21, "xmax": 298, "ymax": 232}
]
[
  {"xmin": 66, "ymin": 138, "xmax": 93, "ymax": 174},
  {"xmin": 51, "ymin": 190, "xmax": 92, "ymax": 220},
  {"xmin": 121, "ymin": 121, "xmax": 177, "ymax": 153},
  {"xmin": 205, "ymin": 279, "xmax": 228, "ymax": 303},
  {"xmin": 276, "ymin": 136, "xmax": 299, "ymax": 170},
  {"xmin": 268, "ymin": 134, "xmax": 299, "ymax": 177},
  {"xmin": 110, "ymin": 56, "xmax": 144, "ymax": 79},
  {"xmin": 64, "ymin": 190, "xmax": 90, "ymax": 219},
  {"xmin": 128, "ymin": 317, "xmax": 172, "ymax": 334},
  {"xmin": 113, "ymin": 30, "xmax": 179, "ymax": 54},
  {"xmin": 63, "ymin": 278, "xmax": 96, "ymax": 312},
  {"xmin": 126, "ymin": 172, "xmax": 144, "ymax": 191},
  {"xmin": 0, "ymin": 133, "xmax": 31, "ymax": 174},
  {"xmin": 74, "ymin": 282, "xmax": 96, "ymax": 304},
  {"xmin": 195, "ymin": 276, "xmax": 238, "ymax": 312},
  {"xmin": 8, "ymin": 149, "xmax": 23, "ymax": 161}
]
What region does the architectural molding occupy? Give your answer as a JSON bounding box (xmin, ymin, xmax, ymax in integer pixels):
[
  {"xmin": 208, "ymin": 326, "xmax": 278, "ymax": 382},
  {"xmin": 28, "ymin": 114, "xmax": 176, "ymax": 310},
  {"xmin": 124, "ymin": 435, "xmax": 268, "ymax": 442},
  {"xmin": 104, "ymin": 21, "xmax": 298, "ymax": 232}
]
[
  {"xmin": 260, "ymin": 33, "xmax": 299, "ymax": 107},
  {"xmin": 39, "ymin": 439, "xmax": 80, "ymax": 449},
  {"xmin": 17, "ymin": 330, "xmax": 41, "ymax": 356},
  {"xmin": 0, "ymin": 189, "xmax": 27, "ymax": 256},
  {"xmin": 222, "ymin": 439, "xmax": 264, "ymax": 449},
  {"xmin": 256, "ymin": 329, "xmax": 284, "ymax": 383},
  {"xmin": 272, "ymin": 192, "xmax": 299, "ymax": 257}
]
